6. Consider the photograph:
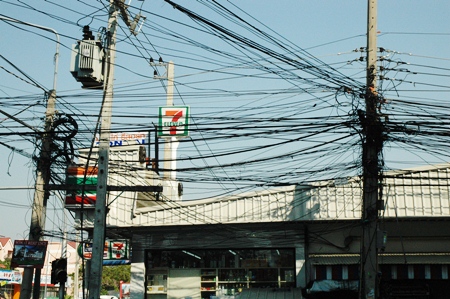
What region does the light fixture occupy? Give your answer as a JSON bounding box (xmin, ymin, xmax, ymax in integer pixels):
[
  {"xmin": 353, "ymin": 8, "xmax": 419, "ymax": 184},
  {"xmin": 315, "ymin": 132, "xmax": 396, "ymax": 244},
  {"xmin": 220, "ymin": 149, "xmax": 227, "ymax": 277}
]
[{"xmin": 182, "ymin": 250, "xmax": 201, "ymax": 260}]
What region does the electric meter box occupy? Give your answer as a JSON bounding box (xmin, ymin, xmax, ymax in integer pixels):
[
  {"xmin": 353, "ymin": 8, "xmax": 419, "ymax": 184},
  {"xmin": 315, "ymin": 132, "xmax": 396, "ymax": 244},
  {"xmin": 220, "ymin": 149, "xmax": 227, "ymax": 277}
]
[{"xmin": 70, "ymin": 40, "xmax": 104, "ymax": 89}]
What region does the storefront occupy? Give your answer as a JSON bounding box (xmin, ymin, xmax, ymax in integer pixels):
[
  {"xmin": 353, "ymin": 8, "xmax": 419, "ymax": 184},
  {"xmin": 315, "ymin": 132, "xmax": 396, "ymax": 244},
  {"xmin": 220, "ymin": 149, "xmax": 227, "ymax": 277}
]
[
  {"xmin": 145, "ymin": 248, "xmax": 296, "ymax": 299},
  {"xmin": 307, "ymin": 253, "xmax": 450, "ymax": 298},
  {"xmin": 0, "ymin": 269, "xmax": 22, "ymax": 299},
  {"xmin": 70, "ymin": 155, "xmax": 450, "ymax": 299}
]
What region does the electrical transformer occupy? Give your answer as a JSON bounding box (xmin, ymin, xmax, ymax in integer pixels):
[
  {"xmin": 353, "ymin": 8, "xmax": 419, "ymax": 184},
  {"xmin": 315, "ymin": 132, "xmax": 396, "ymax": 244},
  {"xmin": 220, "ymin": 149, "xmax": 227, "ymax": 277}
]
[{"xmin": 70, "ymin": 39, "xmax": 104, "ymax": 89}]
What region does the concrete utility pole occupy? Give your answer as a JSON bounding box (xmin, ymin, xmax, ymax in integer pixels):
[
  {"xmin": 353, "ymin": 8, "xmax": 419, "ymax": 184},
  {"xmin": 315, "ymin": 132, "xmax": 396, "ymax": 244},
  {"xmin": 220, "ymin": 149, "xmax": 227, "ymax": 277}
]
[
  {"xmin": 30, "ymin": 89, "xmax": 56, "ymax": 299},
  {"xmin": 151, "ymin": 60, "xmax": 180, "ymax": 180},
  {"xmin": 86, "ymin": 3, "xmax": 149, "ymax": 297},
  {"xmin": 361, "ymin": 0, "xmax": 382, "ymax": 298},
  {"xmin": 74, "ymin": 232, "xmax": 81, "ymax": 299},
  {"xmin": 88, "ymin": 1, "xmax": 119, "ymax": 299},
  {"xmin": 162, "ymin": 61, "xmax": 179, "ymax": 180},
  {"xmin": 59, "ymin": 218, "xmax": 68, "ymax": 299},
  {"xmin": 0, "ymin": 16, "xmax": 60, "ymax": 299}
]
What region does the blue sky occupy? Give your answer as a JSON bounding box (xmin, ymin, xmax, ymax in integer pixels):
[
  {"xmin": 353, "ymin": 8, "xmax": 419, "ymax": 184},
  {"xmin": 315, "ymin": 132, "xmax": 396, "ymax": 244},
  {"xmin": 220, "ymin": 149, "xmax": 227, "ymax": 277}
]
[{"xmin": 1, "ymin": 0, "xmax": 449, "ymax": 241}]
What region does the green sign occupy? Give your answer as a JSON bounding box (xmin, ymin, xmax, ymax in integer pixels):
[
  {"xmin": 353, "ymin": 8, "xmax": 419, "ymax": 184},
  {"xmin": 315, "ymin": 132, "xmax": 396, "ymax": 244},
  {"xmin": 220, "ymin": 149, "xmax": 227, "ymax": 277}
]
[{"xmin": 158, "ymin": 106, "xmax": 190, "ymax": 137}]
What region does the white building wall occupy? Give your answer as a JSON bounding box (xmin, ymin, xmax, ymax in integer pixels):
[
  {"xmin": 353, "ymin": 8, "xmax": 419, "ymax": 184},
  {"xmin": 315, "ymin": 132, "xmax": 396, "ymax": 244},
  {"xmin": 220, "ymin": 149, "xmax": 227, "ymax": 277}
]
[
  {"xmin": 132, "ymin": 186, "xmax": 302, "ymax": 226},
  {"xmin": 0, "ymin": 238, "xmax": 13, "ymax": 260},
  {"xmin": 130, "ymin": 249, "xmax": 146, "ymax": 299},
  {"xmin": 383, "ymin": 166, "xmax": 450, "ymax": 218},
  {"xmin": 74, "ymin": 162, "xmax": 450, "ymax": 231},
  {"xmin": 308, "ymin": 180, "xmax": 362, "ymax": 220},
  {"xmin": 295, "ymin": 246, "xmax": 306, "ymax": 288}
]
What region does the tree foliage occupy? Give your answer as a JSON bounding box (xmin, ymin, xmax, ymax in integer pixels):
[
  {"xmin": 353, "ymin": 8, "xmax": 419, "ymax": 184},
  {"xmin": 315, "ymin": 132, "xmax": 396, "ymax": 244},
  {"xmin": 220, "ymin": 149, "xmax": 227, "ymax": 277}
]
[
  {"xmin": 101, "ymin": 265, "xmax": 131, "ymax": 295},
  {"xmin": 0, "ymin": 258, "xmax": 11, "ymax": 269},
  {"xmin": 77, "ymin": 263, "xmax": 130, "ymax": 295}
]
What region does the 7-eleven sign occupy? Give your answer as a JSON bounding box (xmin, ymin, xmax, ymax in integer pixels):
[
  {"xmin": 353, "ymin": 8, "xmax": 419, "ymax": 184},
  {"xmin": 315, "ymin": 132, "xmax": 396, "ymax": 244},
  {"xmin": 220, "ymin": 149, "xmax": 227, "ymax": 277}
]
[{"xmin": 158, "ymin": 106, "xmax": 190, "ymax": 137}]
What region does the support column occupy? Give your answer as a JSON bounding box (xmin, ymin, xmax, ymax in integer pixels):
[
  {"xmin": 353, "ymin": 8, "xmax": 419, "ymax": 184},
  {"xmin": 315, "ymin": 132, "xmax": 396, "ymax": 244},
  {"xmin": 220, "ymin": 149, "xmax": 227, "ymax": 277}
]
[
  {"xmin": 21, "ymin": 89, "xmax": 56, "ymax": 299},
  {"xmin": 88, "ymin": 2, "xmax": 118, "ymax": 299},
  {"xmin": 130, "ymin": 247, "xmax": 146, "ymax": 299},
  {"xmin": 162, "ymin": 61, "xmax": 179, "ymax": 181},
  {"xmin": 295, "ymin": 246, "xmax": 306, "ymax": 288},
  {"xmin": 361, "ymin": 0, "xmax": 382, "ymax": 298}
]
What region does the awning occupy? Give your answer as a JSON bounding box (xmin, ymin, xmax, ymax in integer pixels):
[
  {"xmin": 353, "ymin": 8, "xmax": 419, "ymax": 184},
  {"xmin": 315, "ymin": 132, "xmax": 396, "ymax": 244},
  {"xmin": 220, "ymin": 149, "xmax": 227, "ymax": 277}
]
[{"xmin": 309, "ymin": 253, "xmax": 450, "ymax": 265}]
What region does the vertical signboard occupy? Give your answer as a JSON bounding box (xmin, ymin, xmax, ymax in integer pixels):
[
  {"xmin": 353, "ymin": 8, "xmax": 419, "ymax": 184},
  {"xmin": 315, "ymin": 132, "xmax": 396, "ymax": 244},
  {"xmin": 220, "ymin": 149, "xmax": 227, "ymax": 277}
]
[
  {"xmin": 158, "ymin": 106, "xmax": 189, "ymax": 137},
  {"xmin": 110, "ymin": 240, "xmax": 128, "ymax": 259},
  {"xmin": 11, "ymin": 240, "xmax": 48, "ymax": 268},
  {"xmin": 65, "ymin": 166, "xmax": 98, "ymax": 205}
]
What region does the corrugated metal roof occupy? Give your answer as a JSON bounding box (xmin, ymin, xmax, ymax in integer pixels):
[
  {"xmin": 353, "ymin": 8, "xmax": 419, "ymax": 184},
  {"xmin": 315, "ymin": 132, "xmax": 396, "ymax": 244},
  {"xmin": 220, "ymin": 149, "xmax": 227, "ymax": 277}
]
[
  {"xmin": 309, "ymin": 253, "xmax": 450, "ymax": 265},
  {"xmin": 73, "ymin": 146, "xmax": 450, "ymax": 229}
]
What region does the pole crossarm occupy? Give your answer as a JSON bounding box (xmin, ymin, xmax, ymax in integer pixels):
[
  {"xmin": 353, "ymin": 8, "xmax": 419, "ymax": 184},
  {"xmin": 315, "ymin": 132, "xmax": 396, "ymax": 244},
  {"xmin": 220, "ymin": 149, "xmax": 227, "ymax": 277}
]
[{"xmin": 47, "ymin": 184, "xmax": 163, "ymax": 192}]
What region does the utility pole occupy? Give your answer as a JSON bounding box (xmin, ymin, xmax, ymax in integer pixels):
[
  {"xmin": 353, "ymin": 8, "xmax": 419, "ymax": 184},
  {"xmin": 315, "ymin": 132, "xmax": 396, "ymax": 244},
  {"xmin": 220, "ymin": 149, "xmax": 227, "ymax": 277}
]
[
  {"xmin": 361, "ymin": 0, "xmax": 382, "ymax": 298},
  {"xmin": 87, "ymin": 1, "xmax": 118, "ymax": 299},
  {"xmin": 86, "ymin": 2, "xmax": 146, "ymax": 298},
  {"xmin": 0, "ymin": 16, "xmax": 60, "ymax": 299},
  {"xmin": 59, "ymin": 216, "xmax": 68, "ymax": 299},
  {"xmin": 29, "ymin": 89, "xmax": 56, "ymax": 299},
  {"xmin": 151, "ymin": 60, "xmax": 179, "ymax": 180},
  {"xmin": 163, "ymin": 61, "xmax": 178, "ymax": 180},
  {"xmin": 74, "ymin": 231, "xmax": 81, "ymax": 299},
  {"xmin": 26, "ymin": 93, "xmax": 56, "ymax": 299}
]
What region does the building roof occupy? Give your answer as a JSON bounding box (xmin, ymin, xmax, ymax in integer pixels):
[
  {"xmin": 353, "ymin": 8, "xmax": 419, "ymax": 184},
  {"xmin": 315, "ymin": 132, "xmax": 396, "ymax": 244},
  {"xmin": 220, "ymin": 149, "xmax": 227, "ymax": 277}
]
[
  {"xmin": 0, "ymin": 238, "xmax": 12, "ymax": 247},
  {"xmin": 75, "ymin": 163, "xmax": 450, "ymax": 231}
]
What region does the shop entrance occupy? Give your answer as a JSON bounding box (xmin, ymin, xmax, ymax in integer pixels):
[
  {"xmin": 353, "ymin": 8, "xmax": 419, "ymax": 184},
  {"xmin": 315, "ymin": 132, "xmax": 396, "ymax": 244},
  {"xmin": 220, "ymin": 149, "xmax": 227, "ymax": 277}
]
[{"xmin": 145, "ymin": 248, "xmax": 296, "ymax": 299}]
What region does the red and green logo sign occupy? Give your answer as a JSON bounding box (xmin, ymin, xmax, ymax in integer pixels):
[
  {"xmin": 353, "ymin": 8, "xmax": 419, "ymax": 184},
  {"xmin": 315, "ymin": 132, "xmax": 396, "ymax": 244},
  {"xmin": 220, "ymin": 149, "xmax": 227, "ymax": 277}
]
[
  {"xmin": 65, "ymin": 166, "xmax": 98, "ymax": 205},
  {"xmin": 158, "ymin": 106, "xmax": 189, "ymax": 137},
  {"xmin": 77, "ymin": 240, "xmax": 129, "ymax": 260}
]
